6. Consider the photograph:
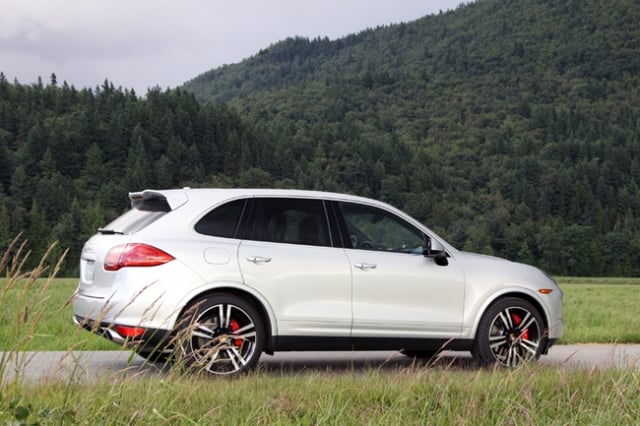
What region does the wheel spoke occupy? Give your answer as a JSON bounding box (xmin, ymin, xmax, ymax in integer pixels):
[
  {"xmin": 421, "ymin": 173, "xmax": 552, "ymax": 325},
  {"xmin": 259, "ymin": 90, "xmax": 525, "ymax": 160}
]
[
  {"xmin": 519, "ymin": 338, "xmax": 539, "ymax": 355},
  {"xmin": 489, "ymin": 335, "xmax": 507, "ymax": 351},
  {"xmin": 234, "ymin": 322, "xmax": 256, "ymax": 342},
  {"xmin": 226, "ymin": 349, "xmax": 240, "ymax": 371},
  {"xmin": 235, "ymin": 322, "xmax": 255, "ymax": 335},
  {"xmin": 204, "ymin": 349, "xmax": 222, "ymax": 371},
  {"xmin": 229, "ymin": 346, "xmax": 248, "ymax": 366},
  {"xmin": 192, "ymin": 324, "xmax": 216, "ymax": 340},
  {"xmin": 507, "ymin": 346, "xmax": 523, "ymax": 367},
  {"xmin": 216, "ymin": 304, "xmax": 226, "ymax": 328},
  {"xmin": 519, "ymin": 314, "xmax": 536, "ymax": 332},
  {"xmin": 235, "ymin": 331, "xmax": 257, "ymax": 343},
  {"xmin": 503, "ymin": 347, "xmax": 514, "ymax": 366},
  {"xmin": 497, "ymin": 310, "xmax": 513, "ymax": 329},
  {"xmin": 224, "ymin": 304, "xmax": 233, "ymax": 328}
]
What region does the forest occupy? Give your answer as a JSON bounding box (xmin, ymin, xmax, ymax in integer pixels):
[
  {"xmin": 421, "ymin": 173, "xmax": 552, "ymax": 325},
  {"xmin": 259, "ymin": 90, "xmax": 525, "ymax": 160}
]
[{"xmin": 2, "ymin": 0, "xmax": 640, "ymax": 276}]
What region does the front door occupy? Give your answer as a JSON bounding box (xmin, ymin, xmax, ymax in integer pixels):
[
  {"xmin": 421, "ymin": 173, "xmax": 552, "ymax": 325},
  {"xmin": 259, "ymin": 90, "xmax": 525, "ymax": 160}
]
[{"xmin": 337, "ymin": 201, "xmax": 465, "ymax": 338}]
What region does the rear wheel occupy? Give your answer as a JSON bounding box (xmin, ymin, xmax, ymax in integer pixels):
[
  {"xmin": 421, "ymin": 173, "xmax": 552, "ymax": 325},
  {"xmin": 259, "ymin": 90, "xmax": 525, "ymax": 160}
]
[
  {"xmin": 175, "ymin": 293, "xmax": 264, "ymax": 375},
  {"xmin": 472, "ymin": 297, "xmax": 546, "ymax": 367}
]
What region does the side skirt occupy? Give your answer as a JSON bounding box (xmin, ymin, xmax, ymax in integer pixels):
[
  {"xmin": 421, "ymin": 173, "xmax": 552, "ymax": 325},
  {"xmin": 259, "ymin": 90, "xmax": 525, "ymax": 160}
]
[{"xmin": 271, "ymin": 336, "xmax": 473, "ymax": 352}]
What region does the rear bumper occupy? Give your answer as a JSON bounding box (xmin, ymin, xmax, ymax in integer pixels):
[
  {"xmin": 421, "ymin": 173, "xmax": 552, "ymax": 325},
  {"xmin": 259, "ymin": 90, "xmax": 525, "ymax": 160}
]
[{"xmin": 74, "ymin": 315, "xmax": 172, "ymax": 351}]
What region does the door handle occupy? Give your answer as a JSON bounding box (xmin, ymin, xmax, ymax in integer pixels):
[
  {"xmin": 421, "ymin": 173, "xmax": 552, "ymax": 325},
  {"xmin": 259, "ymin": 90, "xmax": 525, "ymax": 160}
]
[
  {"xmin": 246, "ymin": 256, "xmax": 272, "ymax": 264},
  {"xmin": 354, "ymin": 263, "xmax": 377, "ymax": 270}
]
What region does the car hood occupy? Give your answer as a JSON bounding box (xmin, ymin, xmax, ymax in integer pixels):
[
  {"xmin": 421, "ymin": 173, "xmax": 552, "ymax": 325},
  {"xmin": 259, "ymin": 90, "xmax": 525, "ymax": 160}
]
[{"xmin": 453, "ymin": 250, "xmax": 553, "ymax": 288}]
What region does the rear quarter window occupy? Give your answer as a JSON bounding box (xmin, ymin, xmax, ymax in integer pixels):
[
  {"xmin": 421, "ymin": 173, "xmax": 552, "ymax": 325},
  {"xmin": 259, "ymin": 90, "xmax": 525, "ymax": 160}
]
[{"xmin": 195, "ymin": 199, "xmax": 246, "ymax": 238}]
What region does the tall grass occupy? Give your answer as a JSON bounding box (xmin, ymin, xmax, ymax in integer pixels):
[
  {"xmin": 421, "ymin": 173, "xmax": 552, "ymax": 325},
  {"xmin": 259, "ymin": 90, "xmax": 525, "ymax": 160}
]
[
  {"xmin": 2, "ymin": 238, "xmax": 640, "ymax": 424},
  {"xmin": 0, "ymin": 233, "xmax": 112, "ymax": 351},
  {"xmin": 4, "ymin": 364, "xmax": 640, "ymax": 424},
  {"xmin": 0, "ymin": 277, "xmax": 113, "ymax": 351},
  {"xmin": 0, "ymin": 234, "xmax": 67, "ymax": 353}
]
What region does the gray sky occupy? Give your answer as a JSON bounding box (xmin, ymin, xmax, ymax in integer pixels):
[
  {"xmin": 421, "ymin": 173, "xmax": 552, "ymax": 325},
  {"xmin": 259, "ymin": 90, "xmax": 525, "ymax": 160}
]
[{"xmin": 1, "ymin": 0, "xmax": 463, "ymax": 95}]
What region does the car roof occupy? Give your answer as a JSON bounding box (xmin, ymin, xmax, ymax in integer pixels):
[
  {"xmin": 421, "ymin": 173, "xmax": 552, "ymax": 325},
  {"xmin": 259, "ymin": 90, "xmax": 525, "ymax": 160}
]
[
  {"xmin": 128, "ymin": 187, "xmax": 458, "ymax": 254},
  {"xmin": 129, "ymin": 187, "xmax": 389, "ymax": 210}
]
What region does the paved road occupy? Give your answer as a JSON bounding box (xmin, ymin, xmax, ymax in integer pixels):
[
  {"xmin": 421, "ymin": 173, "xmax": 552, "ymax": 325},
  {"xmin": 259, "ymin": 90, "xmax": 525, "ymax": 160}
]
[{"xmin": 3, "ymin": 344, "xmax": 640, "ymax": 383}]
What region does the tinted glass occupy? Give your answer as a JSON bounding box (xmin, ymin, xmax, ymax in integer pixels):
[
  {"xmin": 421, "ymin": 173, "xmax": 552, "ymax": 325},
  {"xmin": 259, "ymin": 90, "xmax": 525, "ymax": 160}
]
[
  {"xmin": 100, "ymin": 198, "xmax": 170, "ymax": 235},
  {"xmin": 338, "ymin": 202, "xmax": 424, "ymax": 253},
  {"xmin": 195, "ymin": 199, "xmax": 246, "ymax": 238},
  {"xmin": 247, "ymin": 198, "xmax": 330, "ymax": 246}
]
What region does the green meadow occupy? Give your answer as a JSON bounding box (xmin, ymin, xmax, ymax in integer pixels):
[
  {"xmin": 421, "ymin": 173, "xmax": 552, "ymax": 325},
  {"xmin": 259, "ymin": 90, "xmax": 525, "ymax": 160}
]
[{"xmin": 2, "ymin": 242, "xmax": 639, "ymax": 425}]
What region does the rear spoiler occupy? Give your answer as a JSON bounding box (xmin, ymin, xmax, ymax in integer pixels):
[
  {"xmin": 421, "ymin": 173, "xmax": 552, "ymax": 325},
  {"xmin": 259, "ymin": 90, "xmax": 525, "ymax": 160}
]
[{"xmin": 128, "ymin": 189, "xmax": 189, "ymax": 210}]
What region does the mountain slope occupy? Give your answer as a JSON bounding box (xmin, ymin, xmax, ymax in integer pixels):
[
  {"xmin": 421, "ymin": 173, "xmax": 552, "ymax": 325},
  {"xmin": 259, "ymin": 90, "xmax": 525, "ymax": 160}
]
[
  {"xmin": 3, "ymin": 0, "xmax": 638, "ymax": 276},
  {"xmin": 185, "ymin": 0, "xmax": 639, "ymax": 108},
  {"xmin": 182, "ymin": 0, "xmax": 640, "ymax": 276}
]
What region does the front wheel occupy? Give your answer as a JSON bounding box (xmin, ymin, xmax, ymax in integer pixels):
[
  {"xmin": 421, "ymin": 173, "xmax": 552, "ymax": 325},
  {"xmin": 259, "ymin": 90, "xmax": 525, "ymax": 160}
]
[
  {"xmin": 174, "ymin": 293, "xmax": 264, "ymax": 375},
  {"xmin": 472, "ymin": 297, "xmax": 546, "ymax": 367}
]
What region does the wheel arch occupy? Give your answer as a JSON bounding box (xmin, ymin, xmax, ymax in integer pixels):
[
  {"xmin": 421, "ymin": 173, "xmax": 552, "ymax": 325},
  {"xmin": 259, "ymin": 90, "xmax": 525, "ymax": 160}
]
[
  {"xmin": 176, "ymin": 286, "xmax": 276, "ymax": 354},
  {"xmin": 470, "ymin": 290, "xmax": 550, "ymax": 339}
]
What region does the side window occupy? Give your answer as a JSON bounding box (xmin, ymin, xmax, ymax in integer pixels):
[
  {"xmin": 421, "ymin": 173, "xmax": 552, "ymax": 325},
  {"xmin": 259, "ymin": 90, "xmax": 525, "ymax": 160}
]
[
  {"xmin": 247, "ymin": 198, "xmax": 330, "ymax": 247},
  {"xmin": 195, "ymin": 199, "xmax": 246, "ymax": 238},
  {"xmin": 338, "ymin": 202, "xmax": 425, "ymax": 254}
]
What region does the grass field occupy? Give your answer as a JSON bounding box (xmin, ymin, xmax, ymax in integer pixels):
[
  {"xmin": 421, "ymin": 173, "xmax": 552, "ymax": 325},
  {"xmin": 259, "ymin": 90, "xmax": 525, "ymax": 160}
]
[
  {"xmin": 0, "ymin": 278, "xmax": 114, "ymax": 351},
  {"xmin": 3, "ymin": 366, "xmax": 640, "ymax": 424},
  {"xmin": 1, "ymin": 276, "xmax": 639, "ymax": 351},
  {"xmin": 556, "ymin": 277, "xmax": 640, "ymax": 344},
  {"xmin": 2, "ymin": 243, "xmax": 640, "ymax": 424}
]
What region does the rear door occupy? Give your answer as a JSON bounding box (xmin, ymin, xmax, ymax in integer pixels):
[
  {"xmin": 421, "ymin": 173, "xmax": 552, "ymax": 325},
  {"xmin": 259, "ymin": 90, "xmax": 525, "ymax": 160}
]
[{"xmin": 237, "ymin": 198, "xmax": 352, "ymax": 337}]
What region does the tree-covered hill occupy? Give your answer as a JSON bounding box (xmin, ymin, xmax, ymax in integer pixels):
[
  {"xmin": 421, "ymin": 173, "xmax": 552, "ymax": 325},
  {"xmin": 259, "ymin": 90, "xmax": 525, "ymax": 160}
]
[
  {"xmin": 0, "ymin": 78, "xmax": 271, "ymax": 274},
  {"xmin": 182, "ymin": 0, "xmax": 640, "ymax": 276},
  {"xmin": 1, "ymin": 0, "xmax": 639, "ymax": 276}
]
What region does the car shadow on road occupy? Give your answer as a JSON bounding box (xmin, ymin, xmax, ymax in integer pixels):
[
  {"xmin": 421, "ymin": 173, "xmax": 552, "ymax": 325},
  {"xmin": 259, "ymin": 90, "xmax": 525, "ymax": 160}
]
[
  {"xmin": 254, "ymin": 351, "xmax": 479, "ymax": 375},
  {"xmin": 131, "ymin": 351, "xmax": 480, "ymax": 379}
]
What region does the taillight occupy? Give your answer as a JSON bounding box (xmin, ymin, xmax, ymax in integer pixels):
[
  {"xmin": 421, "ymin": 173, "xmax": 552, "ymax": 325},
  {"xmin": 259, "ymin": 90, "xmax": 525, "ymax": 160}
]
[
  {"xmin": 114, "ymin": 325, "xmax": 145, "ymax": 338},
  {"xmin": 104, "ymin": 243, "xmax": 175, "ymax": 271}
]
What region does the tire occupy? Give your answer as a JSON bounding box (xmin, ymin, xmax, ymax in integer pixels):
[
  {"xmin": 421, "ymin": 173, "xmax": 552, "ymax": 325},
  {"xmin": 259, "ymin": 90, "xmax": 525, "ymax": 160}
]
[
  {"xmin": 472, "ymin": 297, "xmax": 546, "ymax": 367},
  {"xmin": 174, "ymin": 293, "xmax": 264, "ymax": 375}
]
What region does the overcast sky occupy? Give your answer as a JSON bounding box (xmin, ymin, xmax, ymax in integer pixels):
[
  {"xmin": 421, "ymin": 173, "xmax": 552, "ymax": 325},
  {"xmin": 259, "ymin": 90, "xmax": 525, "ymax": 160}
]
[{"xmin": 1, "ymin": 0, "xmax": 463, "ymax": 95}]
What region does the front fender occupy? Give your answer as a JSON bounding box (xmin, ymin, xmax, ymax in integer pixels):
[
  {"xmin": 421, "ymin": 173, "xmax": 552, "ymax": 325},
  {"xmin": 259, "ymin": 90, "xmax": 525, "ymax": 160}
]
[{"xmin": 463, "ymin": 285, "xmax": 557, "ymax": 339}]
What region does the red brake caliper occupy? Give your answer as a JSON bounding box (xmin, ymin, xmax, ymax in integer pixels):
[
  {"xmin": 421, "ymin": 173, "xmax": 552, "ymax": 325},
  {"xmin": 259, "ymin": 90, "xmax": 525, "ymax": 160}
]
[
  {"xmin": 230, "ymin": 319, "xmax": 243, "ymax": 347},
  {"xmin": 511, "ymin": 313, "xmax": 529, "ymax": 340}
]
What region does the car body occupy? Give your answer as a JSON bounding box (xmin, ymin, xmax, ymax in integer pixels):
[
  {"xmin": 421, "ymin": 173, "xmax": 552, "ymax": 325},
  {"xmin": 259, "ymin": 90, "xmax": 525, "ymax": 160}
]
[{"xmin": 73, "ymin": 188, "xmax": 563, "ymax": 374}]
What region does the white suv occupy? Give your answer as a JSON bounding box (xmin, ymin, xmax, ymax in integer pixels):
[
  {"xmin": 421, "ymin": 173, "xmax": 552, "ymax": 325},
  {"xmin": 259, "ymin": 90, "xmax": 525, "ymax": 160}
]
[{"xmin": 73, "ymin": 188, "xmax": 563, "ymax": 374}]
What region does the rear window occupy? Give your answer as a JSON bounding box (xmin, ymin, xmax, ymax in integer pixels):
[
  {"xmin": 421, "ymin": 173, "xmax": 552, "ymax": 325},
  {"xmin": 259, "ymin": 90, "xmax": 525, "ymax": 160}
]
[{"xmin": 99, "ymin": 198, "xmax": 170, "ymax": 235}]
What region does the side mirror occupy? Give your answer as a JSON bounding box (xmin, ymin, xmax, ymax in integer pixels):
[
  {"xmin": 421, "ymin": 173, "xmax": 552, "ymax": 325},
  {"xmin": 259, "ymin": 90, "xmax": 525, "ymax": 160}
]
[{"xmin": 423, "ymin": 236, "xmax": 449, "ymax": 266}]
